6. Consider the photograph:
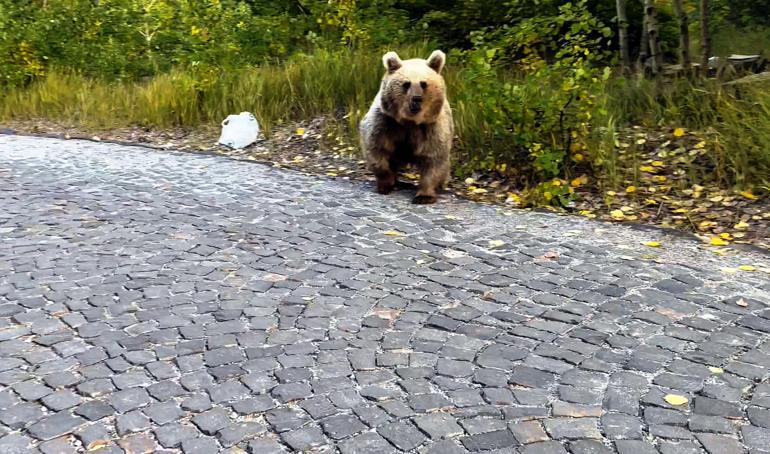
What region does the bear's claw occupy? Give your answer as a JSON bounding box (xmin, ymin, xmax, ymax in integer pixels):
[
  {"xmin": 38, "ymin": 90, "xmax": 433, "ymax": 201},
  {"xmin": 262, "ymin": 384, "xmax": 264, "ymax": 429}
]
[{"xmin": 412, "ymin": 194, "xmax": 437, "ymax": 204}]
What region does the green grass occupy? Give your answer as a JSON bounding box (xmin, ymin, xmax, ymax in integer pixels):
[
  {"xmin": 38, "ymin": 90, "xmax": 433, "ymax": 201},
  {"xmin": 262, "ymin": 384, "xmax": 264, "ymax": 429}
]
[
  {"xmin": 2, "ymin": 44, "xmax": 770, "ymax": 191},
  {"xmin": 710, "ymin": 25, "xmax": 770, "ymax": 57}
]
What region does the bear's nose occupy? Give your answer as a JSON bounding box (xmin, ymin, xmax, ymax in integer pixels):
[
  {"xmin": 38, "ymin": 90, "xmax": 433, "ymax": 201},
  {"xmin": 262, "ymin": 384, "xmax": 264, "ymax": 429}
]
[{"xmin": 409, "ymin": 96, "xmax": 423, "ymax": 114}]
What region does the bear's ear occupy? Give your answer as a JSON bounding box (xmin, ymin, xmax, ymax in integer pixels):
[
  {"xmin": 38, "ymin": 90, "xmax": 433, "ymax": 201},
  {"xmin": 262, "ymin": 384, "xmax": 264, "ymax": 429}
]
[
  {"xmin": 427, "ymin": 50, "xmax": 446, "ymax": 74},
  {"xmin": 383, "ymin": 51, "xmax": 402, "ymax": 73}
]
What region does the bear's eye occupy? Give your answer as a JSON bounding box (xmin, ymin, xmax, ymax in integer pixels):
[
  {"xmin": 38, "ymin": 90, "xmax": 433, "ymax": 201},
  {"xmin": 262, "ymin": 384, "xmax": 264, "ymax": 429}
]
[
  {"xmin": 402, "ymin": 81, "xmax": 411, "ymax": 90},
  {"xmin": 420, "ymin": 81, "xmax": 428, "ymax": 89}
]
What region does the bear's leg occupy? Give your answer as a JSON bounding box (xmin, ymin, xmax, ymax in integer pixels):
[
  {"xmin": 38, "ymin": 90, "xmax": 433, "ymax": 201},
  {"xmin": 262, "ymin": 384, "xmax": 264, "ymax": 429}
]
[
  {"xmin": 369, "ymin": 154, "xmax": 397, "ymax": 195},
  {"xmin": 413, "ymin": 158, "xmax": 449, "ymax": 204}
]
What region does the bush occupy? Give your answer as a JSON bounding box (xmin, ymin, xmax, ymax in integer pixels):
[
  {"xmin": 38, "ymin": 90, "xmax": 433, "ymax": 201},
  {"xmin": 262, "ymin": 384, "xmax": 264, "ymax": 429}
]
[{"xmin": 452, "ymin": 1, "xmax": 613, "ymax": 205}]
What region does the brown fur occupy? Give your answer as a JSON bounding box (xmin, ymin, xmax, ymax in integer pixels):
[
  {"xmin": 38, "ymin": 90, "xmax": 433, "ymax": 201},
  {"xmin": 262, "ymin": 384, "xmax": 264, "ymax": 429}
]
[{"xmin": 359, "ymin": 50, "xmax": 453, "ymax": 204}]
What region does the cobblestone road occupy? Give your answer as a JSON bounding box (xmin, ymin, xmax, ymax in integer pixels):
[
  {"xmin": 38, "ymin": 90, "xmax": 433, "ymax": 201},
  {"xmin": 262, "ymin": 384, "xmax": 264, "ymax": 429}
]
[{"xmin": 1, "ymin": 135, "xmax": 769, "ymax": 454}]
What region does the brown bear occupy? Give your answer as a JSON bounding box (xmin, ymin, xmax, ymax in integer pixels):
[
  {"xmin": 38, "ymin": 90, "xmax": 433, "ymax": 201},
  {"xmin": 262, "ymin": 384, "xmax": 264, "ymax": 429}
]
[{"xmin": 359, "ymin": 50, "xmax": 453, "ymax": 204}]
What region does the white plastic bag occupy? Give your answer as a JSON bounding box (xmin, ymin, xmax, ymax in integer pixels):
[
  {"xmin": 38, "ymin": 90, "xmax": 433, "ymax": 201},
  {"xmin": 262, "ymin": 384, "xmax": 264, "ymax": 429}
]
[{"xmin": 218, "ymin": 112, "xmax": 259, "ymax": 149}]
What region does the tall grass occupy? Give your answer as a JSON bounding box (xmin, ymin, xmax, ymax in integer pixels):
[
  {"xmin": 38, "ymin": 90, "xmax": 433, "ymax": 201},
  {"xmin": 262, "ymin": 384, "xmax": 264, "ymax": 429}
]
[
  {"xmin": 1, "ymin": 45, "xmax": 769, "ymax": 189},
  {"xmin": 605, "ymin": 76, "xmax": 770, "ymax": 187}
]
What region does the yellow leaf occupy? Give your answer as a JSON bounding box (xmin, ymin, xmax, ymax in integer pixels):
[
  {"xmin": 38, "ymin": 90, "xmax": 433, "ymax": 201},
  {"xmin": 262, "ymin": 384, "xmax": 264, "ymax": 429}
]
[
  {"xmin": 296, "ymin": 128, "xmax": 305, "ymax": 135},
  {"xmin": 488, "ymin": 239, "xmax": 505, "ymax": 248},
  {"xmin": 383, "ymin": 230, "xmax": 404, "ymax": 236},
  {"xmin": 708, "ymin": 367, "xmax": 724, "ymax": 374},
  {"xmin": 734, "ymin": 221, "xmax": 749, "ymax": 230},
  {"xmin": 722, "ymin": 267, "xmax": 737, "ymax": 274},
  {"xmin": 740, "ymin": 190, "xmax": 758, "ymax": 200},
  {"xmin": 639, "ymin": 165, "xmax": 655, "ymax": 172},
  {"xmin": 720, "ymin": 233, "xmax": 733, "ymax": 240},
  {"xmin": 643, "ymin": 241, "xmax": 662, "ymax": 248},
  {"xmin": 673, "ymin": 128, "xmax": 685, "ymax": 137},
  {"xmin": 579, "ymin": 210, "xmax": 596, "ymax": 218},
  {"xmin": 472, "ymin": 187, "xmax": 488, "ymax": 194},
  {"xmin": 506, "ymin": 193, "xmax": 522, "ymax": 205},
  {"xmin": 694, "ymin": 141, "xmax": 706, "ymax": 149},
  {"xmin": 402, "ymin": 172, "xmax": 419, "ymax": 180},
  {"xmin": 573, "ymin": 153, "xmax": 584, "ymax": 162},
  {"xmin": 625, "ymin": 186, "xmax": 637, "ymax": 194},
  {"xmin": 570, "ymin": 175, "xmax": 588, "ymax": 187},
  {"xmin": 636, "ymin": 138, "xmax": 646, "ymax": 145},
  {"xmin": 710, "ymin": 237, "xmax": 729, "ymax": 246},
  {"xmin": 738, "ymin": 265, "xmax": 756, "ymax": 272},
  {"xmin": 610, "ymin": 209, "xmax": 625, "ymax": 220},
  {"xmin": 652, "ymin": 161, "xmax": 665, "ymax": 167},
  {"xmin": 653, "ymin": 175, "xmax": 668, "ymax": 183},
  {"xmin": 464, "ymin": 177, "xmax": 475, "ymax": 185},
  {"xmin": 664, "ymin": 394, "xmax": 689, "ymax": 406}
]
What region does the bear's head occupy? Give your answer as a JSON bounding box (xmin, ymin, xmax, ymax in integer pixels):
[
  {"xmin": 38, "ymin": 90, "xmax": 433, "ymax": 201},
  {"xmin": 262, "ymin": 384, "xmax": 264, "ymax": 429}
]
[{"xmin": 379, "ymin": 50, "xmax": 447, "ymax": 125}]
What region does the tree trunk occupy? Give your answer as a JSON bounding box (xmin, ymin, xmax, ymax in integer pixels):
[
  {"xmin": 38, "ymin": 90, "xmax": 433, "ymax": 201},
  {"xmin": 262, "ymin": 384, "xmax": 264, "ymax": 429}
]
[
  {"xmin": 637, "ymin": 12, "xmax": 649, "ymax": 72},
  {"xmin": 616, "ymin": 0, "xmax": 631, "ymax": 73},
  {"xmin": 672, "ymin": 0, "xmax": 691, "ymax": 70},
  {"xmin": 700, "ymin": 0, "xmax": 711, "ymax": 77},
  {"xmin": 644, "ymin": 0, "xmax": 663, "ymax": 78}
]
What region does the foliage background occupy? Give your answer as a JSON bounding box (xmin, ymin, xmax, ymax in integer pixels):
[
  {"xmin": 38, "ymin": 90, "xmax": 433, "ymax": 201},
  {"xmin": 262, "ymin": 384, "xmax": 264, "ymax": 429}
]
[{"xmin": 1, "ymin": 0, "xmax": 769, "ymax": 203}]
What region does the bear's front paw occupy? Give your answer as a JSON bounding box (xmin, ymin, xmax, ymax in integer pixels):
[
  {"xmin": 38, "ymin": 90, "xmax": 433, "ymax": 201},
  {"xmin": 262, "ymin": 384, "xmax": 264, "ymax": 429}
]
[
  {"xmin": 412, "ymin": 194, "xmax": 437, "ymax": 204},
  {"xmin": 377, "ymin": 181, "xmax": 396, "ymax": 195}
]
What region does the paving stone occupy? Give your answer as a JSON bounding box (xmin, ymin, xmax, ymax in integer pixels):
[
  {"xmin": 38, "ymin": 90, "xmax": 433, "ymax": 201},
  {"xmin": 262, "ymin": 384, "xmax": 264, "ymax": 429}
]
[
  {"xmin": 322, "ymin": 414, "xmax": 367, "ymax": 440},
  {"xmin": 749, "ymin": 407, "xmax": 770, "ymax": 429},
  {"xmin": 108, "ymin": 388, "xmax": 152, "ymax": 413},
  {"xmin": 340, "ymin": 432, "xmax": 396, "ymax": 454},
  {"xmin": 118, "ymin": 433, "xmax": 158, "ymax": 453},
  {"xmin": 116, "ymin": 411, "xmax": 151, "ymax": 436},
  {"xmin": 696, "ymin": 433, "xmax": 745, "ymax": 454},
  {"xmin": 0, "ymin": 434, "xmax": 34, "ymax": 453},
  {"xmin": 689, "ymin": 415, "xmax": 735, "ymax": 433},
  {"xmin": 544, "ymin": 418, "xmax": 602, "ymax": 440},
  {"xmin": 218, "ymin": 421, "xmax": 267, "ymax": 447},
  {"xmin": 0, "ymin": 402, "xmax": 46, "ymax": 429},
  {"xmin": 248, "ymin": 436, "xmax": 288, "ymax": 454},
  {"xmin": 742, "ymin": 425, "xmax": 770, "ymax": 451},
  {"xmin": 413, "ymin": 413, "xmax": 464, "ymax": 439},
  {"xmin": 569, "ymin": 440, "xmax": 614, "ymax": 454},
  {"xmin": 39, "ymin": 437, "xmax": 78, "ymax": 454},
  {"xmin": 658, "ymin": 440, "xmax": 706, "ymax": 454},
  {"xmin": 281, "ymin": 426, "xmax": 327, "ymax": 451},
  {"xmin": 74, "ymin": 400, "xmax": 115, "ymax": 421},
  {"xmin": 181, "ymin": 437, "xmax": 220, "ymax": 454},
  {"xmin": 509, "ymin": 420, "xmax": 549, "ymax": 444},
  {"xmin": 192, "ymin": 408, "xmax": 231, "ymax": 435},
  {"xmin": 377, "ymin": 421, "xmax": 427, "ymax": 452},
  {"xmin": 27, "ymin": 411, "xmax": 86, "ymax": 441},
  {"xmin": 154, "ymin": 423, "xmax": 200, "ymax": 448},
  {"xmin": 693, "ymin": 397, "xmax": 742, "ymax": 418},
  {"xmin": 460, "ymin": 429, "xmax": 519, "ymax": 451},
  {"xmin": 521, "ymin": 440, "xmax": 569, "ymax": 454},
  {"xmin": 601, "ymin": 413, "xmax": 643, "ymax": 439},
  {"xmin": 615, "ymin": 440, "xmax": 660, "ymax": 454}
]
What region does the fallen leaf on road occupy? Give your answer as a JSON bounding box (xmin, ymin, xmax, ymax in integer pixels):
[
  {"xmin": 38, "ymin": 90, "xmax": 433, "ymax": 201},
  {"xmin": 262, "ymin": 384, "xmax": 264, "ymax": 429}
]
[
  {"xmin": 643, "ymin": 241, "xmax": 661, "ymax": 248},
  {"xmin": 735, "ymin": 298, "xmax": 749, "ymax": 307},
  {"xmin": 710, "ymin": 237, "xmax": 729, "ymax": 246},
  {"xmin": 488, "ymin": 239, "xmax": 505, "ymax": 248},
  {"xmin": 664, "ymin": 394, "xmax": 688, "ymax": 406},
  {"xmin": 383, "ymin": 230, "xmax": 404, "ymax": 236},
  {"xmin": 738, "ymin": 265, "xmax": 756, "ymax": 272},
  {"xmin": 708, "ymin": 367, "xmax": 724, "ymax": 374}
]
